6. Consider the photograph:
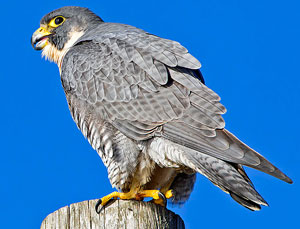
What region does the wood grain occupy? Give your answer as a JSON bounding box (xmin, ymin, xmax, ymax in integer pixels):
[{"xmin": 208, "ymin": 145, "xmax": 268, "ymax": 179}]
[{"xmin": 41, "ymin": 199, "xmax": 185, "ymax": 229}]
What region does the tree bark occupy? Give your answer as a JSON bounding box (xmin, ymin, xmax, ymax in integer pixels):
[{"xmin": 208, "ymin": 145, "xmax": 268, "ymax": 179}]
[{"xmin": 41, "ymin": 199, "xmax": 185, "ymax": 229}]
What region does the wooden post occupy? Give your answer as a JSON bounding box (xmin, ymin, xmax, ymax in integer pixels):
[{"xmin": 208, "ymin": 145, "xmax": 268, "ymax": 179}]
[{"xmin": 41, "ymin": 199, "xmax": 185, "ymax": 229}]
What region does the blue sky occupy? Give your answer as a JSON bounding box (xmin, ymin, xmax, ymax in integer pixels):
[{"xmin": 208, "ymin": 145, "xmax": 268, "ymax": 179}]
[{"xmin": 0, "ymin": 0, "xmax": 299, "ymax": 228}]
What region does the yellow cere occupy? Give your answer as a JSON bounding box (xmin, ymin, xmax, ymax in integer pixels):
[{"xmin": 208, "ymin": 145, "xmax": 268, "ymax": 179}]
[
  {"xmin": 48, "ymin": 16, "xmax": 65, "ymax": 28},
  {"xmin": 35, "ymin": 27, "xmax": 51, "ymax": 36}
]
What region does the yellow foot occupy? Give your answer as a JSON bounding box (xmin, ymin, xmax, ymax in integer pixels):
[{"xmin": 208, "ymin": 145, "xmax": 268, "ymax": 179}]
[
  {"xmin": 152, "ymin": 190, "xmax": 174, "ymax": 206},
  {"xmin": 137, "ymin": 190, "xmax": 162, "ymax": 200},
  {"xmin": 95, "ymin": 189, "xmax": 174, "ymax": 213},
  {"xmin": 95, "ymin": 191, "xmax": 137, "ymax": 213},
  {"xmin": 152, "ymin": 198, "xmax": 165, "ymax": 206}
]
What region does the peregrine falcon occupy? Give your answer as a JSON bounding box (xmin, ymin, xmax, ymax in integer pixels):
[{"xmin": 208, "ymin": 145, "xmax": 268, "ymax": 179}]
[{"xmin": 31, "ymin": 6, "xmax": 292, "ymax": 212}]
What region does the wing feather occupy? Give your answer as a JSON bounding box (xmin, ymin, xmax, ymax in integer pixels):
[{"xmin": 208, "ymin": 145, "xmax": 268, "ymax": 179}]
[{"xmin": 61, "ymin": 23, "xmax": 292, "ymax": 185}]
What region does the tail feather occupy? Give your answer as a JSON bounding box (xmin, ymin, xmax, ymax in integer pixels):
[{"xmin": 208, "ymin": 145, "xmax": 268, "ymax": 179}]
[
  {"xmin": 181, "ymin": 147, "xmax": 269, "ymax": 209},
  {"xmin": 230, "ymin": 192, "xmax": 264, "ymax": 211},
  {"xmin": 223, "ymin": 129, "xmax": 293, "ymax": 184}
]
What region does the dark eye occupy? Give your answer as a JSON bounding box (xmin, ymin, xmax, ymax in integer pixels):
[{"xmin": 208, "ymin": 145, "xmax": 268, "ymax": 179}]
[
  {"xmin": 49, "ymin": 16, "xmax": 65, "ymax": 27},
  {"xmin": 54, "ymin": 16, "xmax": 64, "ymax": 25}
]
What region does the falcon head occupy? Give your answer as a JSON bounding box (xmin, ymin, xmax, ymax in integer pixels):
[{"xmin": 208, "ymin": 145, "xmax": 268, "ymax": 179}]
[{"xmin": 31, "ymin": 6, "xmax": 102, "ymax": 64}]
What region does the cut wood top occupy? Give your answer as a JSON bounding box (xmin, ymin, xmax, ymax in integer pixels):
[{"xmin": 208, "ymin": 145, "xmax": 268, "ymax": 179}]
[{"xmin": 41, "ymin": 199, "xmax": 185, "ymax": 229}]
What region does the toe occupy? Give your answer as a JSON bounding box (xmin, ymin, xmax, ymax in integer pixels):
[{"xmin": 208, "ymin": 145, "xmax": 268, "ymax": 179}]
[{"xmin": 165, "ymin": 190, "xmax": 174, "ymax": 199}]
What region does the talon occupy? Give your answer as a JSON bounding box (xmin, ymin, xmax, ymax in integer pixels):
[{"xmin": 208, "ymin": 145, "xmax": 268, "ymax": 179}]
[
  {"xmin": 158, "ymin": 192, "xmax": 167, "ymax": 207},
  {"xmin": 94, "ymin": 191, "xmax": 120, "ymax": 214},
  {"xmin": 95, "ymin": 199, "xmax": 102, "ymax": 214},
  {"xmin": 152, "ymin": 189, "xmax": 174, "ymax": 207},
  {"xmin": 95, "ymin": 190, "xmax": 138, "ymax": 214},
  {"xmin": 95, "ymin": 196, "xmax": 119, "ymax": 214}
]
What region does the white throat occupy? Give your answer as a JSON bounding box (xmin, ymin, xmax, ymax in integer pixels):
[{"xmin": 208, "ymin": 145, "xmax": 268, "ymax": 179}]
[{"xmin": 42, "ymin": 30, "xmax": 84, "ymax": 71}]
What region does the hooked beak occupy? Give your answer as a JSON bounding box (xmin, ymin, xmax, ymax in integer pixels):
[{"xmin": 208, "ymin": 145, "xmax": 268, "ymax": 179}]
[{"xmin": 31, "ymin": 27, "xmax": 52, "ymax": 50}]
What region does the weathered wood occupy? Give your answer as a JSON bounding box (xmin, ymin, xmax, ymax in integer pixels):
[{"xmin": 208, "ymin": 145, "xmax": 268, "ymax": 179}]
[{"xmin": 41, "ymin": 199, "xmax": 185, "ymax": 229}]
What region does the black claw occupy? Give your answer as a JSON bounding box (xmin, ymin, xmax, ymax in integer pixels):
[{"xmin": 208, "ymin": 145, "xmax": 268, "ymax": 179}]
[
  {"xmin": 158, "ymin": 191, "xmax": 167, "ymax": 207},
  {"xmin": 95, "ymin": 198, "xmax": 117, "ymax": 214},
  {"xmin": 170, "ymin": 190, "xmax": 175, "ymax": 199},
  {"xmin": 95, "ymin": 199, "xmax": 102, "ymax": 214}
]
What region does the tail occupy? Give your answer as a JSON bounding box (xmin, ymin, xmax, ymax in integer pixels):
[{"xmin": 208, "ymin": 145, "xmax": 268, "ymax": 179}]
[
  {"xmin": 183, "ymin": 149, "xmax": 269, "ymax": 210},
  {"xmin": 148, "ymin": 136, "xmax": 290, "ymax": 210}
]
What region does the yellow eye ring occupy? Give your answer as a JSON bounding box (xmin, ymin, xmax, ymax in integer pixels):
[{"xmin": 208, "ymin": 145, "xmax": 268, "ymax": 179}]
[{"xmin": 49, "ymin": 16, "xmax": 65, "ymax": 27}]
